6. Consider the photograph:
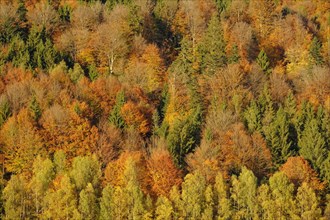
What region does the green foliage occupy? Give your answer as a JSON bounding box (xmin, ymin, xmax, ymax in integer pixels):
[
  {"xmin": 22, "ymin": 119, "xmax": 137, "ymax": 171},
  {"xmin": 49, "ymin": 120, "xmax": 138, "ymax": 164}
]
[
  {"xmin": 100, "ymin": 184, "xmax": 115, "ymax": 220},
  {"xmin": 70, "ymin": 155, "xmax": 101, "ymax": 191},
  {"xmin": 0, "ymin": 97, "xmax": 11, "ymax": 127},
  {"xmin": 198, "ymin": 14, "xmax": 227, "ymax": 75},
  {"xmin": 167, "ymin": 106, "xmax": 202, "ymax": 167},
  {"xmin": 215, "ymin": 0, "xmax": 232, "ymax": 15},
  {"xmin": 105, "ymin": 0, "xmax": 132, "ymax": 10},
  {"xmin": 27, "ymin": 27, "xmax": 59, "ymax": 70},
  {"xmin": 299, "ymin": 118, "xmax": 327, "ymax": 172},
  {"xmin": 244, "ymin": 100, "xmax": 262, "ymax": 133},
  {"xmin": 29, "ymin": 96, "xmax": 42, "ymax": 122},
  {"xmin": 155, "ymin": 196, "xmax": 173, "ymax": 220},
  {"xmin": 7, "ymin": 35, "xmax": 30, "ymax": 68},
  {"xmin": 108, "ymin": 90, "xmax": 126, "ymax": 129},
  {"xmin": 31, "ymin": 156, "xmax": 55, "ymax": 217},
  {"xmin": 309, "ymin": 37, "xmax": 324, "ymax": 65},
  {"xmin": 17, "ymin": 0, "xmax": 28, "ymax": 23},
  {"xmin": 231, "ymin": 167, "xmax": 258, "ymax": 220},
  {"xmin": 69, "ymin": 63, "xmax": 84, "ymax": 83},
  {"xmin": 58, "ymin": 4, "xmax": 72, "ymax": 22},
  {"xmin": 263, "ymin": 107, "xmax": 293, "ymax": 167},
  {"xmin": 181, "ymin": 172, "xmax": 207, "ymax": 219},
  {"xmin": 215, "ymin": 172, "xmax": 232, "ymax": 219},
  {"xmin": 6, "ymin": 27, "xmax": 60, "ymax": 70},
  {"xmin": 269, "ymin": 172, "xmax": 297, "ymax": 218},
  {"xmin": 256, "ymin": 49, "xmax": 271, "ymax": 75},
  {"xmin": 228, "ymin": 44, "xmax": 240, "ymax": 64},
  {"xmin": 296, "ymin": 183, "xmax": 322, "ymax": 219},
  {"xmin": 88, "ymin": 64, "xmax": 99, "ymax": 81},
  {"xmin": 53, "ymin": 150, "xmax": 67, "ymax": 175},
  {"xmin": 3, "ymin": 175, "xmax": 27, "ymax": 219},
  {"xmin": 123, "ymin": 159, "xmax": 146, "ymax": 219},
  {"xmin": 170, "ymin": 37, "xmax": 195, "ymax": 79}
]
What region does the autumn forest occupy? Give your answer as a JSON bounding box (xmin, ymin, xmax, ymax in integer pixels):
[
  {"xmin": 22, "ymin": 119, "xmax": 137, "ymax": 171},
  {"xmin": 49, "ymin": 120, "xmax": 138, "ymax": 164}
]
[{"xmin": 0, "ymin": 0, "xmax": 329, "ymax": 219}]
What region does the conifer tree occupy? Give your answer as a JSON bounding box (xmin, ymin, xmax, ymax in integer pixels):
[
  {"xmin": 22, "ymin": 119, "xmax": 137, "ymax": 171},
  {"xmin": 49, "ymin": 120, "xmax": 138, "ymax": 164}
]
[
  {"xmin": 167, "ymin": 106, "xmax": 202, "ymax": 166},
  {"xmin": 309, "ymin": 36, "xmax": 324, "ymax": 65},
  {"xmin": 299, "ymin": 118, "xmax": 327, "ymax": 172},
  {"xmin": 244, "ymin": 100, "xmax": 262, "ymax": 133},
  {"xmin": 228, "ymin": 44, "xmax": 240, "ymax": 64},
  {"xmin": 256, "ymin": 49, "xmax": 271, "ymax": 75},
  {"xmin": 109, "ymin": 90, "xmax": 126, "ymax": 129},
  {"xmin": 29, "ymin": 96, "xmax": 42, "ymax": 122},
  {"xmin": 264, "ymin": 107, "xmax": 293, "ymax": 167},
  {"xmin": 198, "ymin": 13, "xmax": 227, "ymax": 75},
  {"xmin": 0, "ymin": 97, "xmax": 11, "ymax": 127}
]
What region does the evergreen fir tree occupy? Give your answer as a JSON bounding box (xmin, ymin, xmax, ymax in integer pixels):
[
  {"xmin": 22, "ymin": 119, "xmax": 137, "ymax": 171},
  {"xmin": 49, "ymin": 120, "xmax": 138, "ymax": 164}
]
[
  {"xmin": 0, "ymin": 97, "xmax": 11, "ymax": 127},
  {"xmin": 29, "ymin": 96, "xmax": 42, "ymax": 122},
  {"xmin": 244, "ymin": 100, "xmax": 262, "ymax": 133},
  {"xmin": 309, "ymin": 36, "xmax": 324, "ymax": 65},
  {"xmin": 299, "ymin": 118, "xmax": 327, "ymax": 172},
  {"xmin": 198, "ymin": 13, "xmax": 227, "ymax": 75},
  {"xmin": 108, "ymin": 90, "xmax": 126, "ymax": 129},
  {"xmin": 228, "ymin": 44, "xmax": 240, "ymax": 64},
  {"xmin": 263, "ymin": 107, "xmax": 293, "ymax": 167},
  {"xmin": 256, "ymin": 49, "xmax": 271, "ymax": 75}
]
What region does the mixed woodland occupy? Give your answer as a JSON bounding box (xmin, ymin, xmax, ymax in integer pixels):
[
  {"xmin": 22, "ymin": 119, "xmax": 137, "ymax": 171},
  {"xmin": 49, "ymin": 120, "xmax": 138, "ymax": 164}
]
[{"xmin": 0, "ymin": 0, "xmax": 330, "ymax": 219}]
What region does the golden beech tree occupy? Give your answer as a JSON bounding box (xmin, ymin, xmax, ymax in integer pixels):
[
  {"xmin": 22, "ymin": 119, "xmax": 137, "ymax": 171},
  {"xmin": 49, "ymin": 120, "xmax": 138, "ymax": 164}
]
[
  {"xmin": 40, "ymin": 101, "xmax": 98, "ymax": 160},
  {"xmin": 141, "ymin": 44, "xmax": 165, "ymax": 93},
  {"xmin": 104, "ymin": 151, "xmax": 149, "ymax": 194},
  {"xmin": 0, "ymin": 108, "xmax": 44, "ymax": 175},
  {"xmin": 147, "ymin": 147, "xmax": 182, "ymax": 197},
  {"xmin": 280, "ymin": 156, "xmax": 325, "ymax": 191}
]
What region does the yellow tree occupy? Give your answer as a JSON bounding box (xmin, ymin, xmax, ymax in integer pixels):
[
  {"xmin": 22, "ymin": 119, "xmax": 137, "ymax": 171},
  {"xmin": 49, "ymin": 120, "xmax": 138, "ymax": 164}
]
[
  {"xmin": 0, "ymin": 108, "xmax": 44, "ymax": 175},
  {"xmin": 141, "ymin": 44, "xmax": 165, "ymax": 93}
]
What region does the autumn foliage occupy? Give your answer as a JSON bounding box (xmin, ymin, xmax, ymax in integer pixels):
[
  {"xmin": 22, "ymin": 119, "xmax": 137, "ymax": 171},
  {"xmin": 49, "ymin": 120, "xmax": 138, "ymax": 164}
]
[{"xmin": 0, "ymin": 0, "xmax": 329, "ymax": 219}]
